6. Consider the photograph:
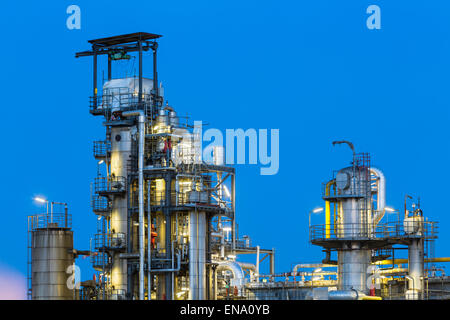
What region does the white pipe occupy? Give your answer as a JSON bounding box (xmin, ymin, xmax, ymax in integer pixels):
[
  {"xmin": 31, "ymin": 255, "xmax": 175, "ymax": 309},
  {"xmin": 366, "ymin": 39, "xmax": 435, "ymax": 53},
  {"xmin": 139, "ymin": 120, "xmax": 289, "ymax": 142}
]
[
  {"xmin": 215, "ymin": 260, "xmax": 245, "ymax": 296},
  {"xmin": 293, "ymin": 263, "xmax": 336, "ymax": 273},
  {"xmin": 122, "ymin": 110, "xmax": 146, "ymax": 300},
  {"xmin": 370, "ymin": 167, "xmax": 386, "ymax": 225},
  {"xmin": 256, "ymin": 245, "xmax": 260, "ymax": 283}
]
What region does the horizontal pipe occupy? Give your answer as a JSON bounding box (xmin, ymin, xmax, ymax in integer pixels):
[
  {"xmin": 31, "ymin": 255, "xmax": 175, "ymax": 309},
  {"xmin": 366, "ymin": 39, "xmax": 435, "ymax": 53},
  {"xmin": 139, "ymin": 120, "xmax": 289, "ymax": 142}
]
[
  {"xmin": 361, "ymin": 295, "xmax": 382, "ymax": 301},
  {"xmin": 376, "ymin": 257, "xmax": 450, "ymax": 265},
  {"xmin": 293, "ymin": 263, "xmax": 336, "ymax": 273},
  {"xmin": 329, "ymin": 290, "xmax": 382, "ymax": 300},
  {"xmin": 149, "ymin": 254, "xmax": 181, "ymax": 273}
]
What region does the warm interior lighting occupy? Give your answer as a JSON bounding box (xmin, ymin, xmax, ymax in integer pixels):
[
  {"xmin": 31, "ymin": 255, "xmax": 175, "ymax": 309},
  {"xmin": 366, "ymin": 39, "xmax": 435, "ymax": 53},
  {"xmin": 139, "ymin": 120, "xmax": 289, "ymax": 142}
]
[{"xmin": 385, "ymin": 207, "xmax": 396, "ymax": 212}]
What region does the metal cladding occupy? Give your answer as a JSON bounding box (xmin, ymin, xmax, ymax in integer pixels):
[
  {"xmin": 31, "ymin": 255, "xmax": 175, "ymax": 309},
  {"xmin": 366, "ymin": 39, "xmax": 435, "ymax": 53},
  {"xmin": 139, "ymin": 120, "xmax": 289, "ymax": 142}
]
[
  {"xmin": 109, "ymin": 126, "xmax": 131, "ymax": 293},
  {"xmin": 189, "ymin": 211, "xmax": 207, "ymax": 300},
  {"xmin": 31, "ymin": 228, "xmax": 74, "ymax": 300}
]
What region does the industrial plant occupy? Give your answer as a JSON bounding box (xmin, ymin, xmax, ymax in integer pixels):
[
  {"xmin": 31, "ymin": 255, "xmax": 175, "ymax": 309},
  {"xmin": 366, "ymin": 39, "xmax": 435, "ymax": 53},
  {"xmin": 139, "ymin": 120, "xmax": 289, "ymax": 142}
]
[{"xmin": 27, "ymin": 32, "xmax": 450, "ymax": 300}]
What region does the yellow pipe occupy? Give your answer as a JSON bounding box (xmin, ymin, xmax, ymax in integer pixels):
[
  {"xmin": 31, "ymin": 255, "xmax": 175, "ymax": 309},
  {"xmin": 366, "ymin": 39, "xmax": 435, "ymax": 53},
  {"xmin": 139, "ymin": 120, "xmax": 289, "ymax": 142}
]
[
  {"xmin": 325, "ymin": 180, "xmax": 336, "ymax": 239},
  {"xmin": 360, "ymin": 295, "xmax": 382, "ymax": 300},
  {"xmin": 375, "ymin": 257, "xmax": 450, "ymax": 265}
]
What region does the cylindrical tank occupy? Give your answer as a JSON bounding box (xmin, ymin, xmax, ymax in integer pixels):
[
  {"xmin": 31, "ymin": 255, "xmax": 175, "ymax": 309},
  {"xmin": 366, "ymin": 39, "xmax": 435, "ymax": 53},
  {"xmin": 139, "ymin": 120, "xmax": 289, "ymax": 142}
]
[
  {"xmin": 157, "ymin": 109, "xmax": 168, "ymax": 127},
  {"xmin": 31, "ymin": 228, "xmax": 74, "ymax": 300},
  {"xmin": 169, "ymin": 111, "xmax": 179, "ymax": 127}
]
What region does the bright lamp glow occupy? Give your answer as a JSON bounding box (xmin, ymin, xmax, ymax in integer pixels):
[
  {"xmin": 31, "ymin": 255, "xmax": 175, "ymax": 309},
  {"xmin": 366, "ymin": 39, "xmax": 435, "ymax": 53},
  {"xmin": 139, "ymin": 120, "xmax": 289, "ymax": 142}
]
[
  {"xmin": 385, "ymin": 207, "xmax": 396, "ymax": 212},
  {"xmin": 98, "ymin": 160, "xmax": 104, "ymax": 165},
  {"xmin": 222, "ymin": 227, "xmax": 231, "ymax": 232},
  {"xmin": 312, "ymin": 207, "xmax": 324, "ymax": 214},
  {"xmin": 34, "ymin": 197, "xmax": 47, "ymax": 204}
]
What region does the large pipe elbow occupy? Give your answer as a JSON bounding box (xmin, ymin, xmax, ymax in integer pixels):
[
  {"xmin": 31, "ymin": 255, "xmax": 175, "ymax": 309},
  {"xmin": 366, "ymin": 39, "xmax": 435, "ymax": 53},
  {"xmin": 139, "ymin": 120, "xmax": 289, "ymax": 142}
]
[
  {"xmin": 215, "ymin": 260, "xmax": 245, "ymax": 294},
  {"xmin": 370, "ymin": 167, "xmax": 386, "ymax": 224}
]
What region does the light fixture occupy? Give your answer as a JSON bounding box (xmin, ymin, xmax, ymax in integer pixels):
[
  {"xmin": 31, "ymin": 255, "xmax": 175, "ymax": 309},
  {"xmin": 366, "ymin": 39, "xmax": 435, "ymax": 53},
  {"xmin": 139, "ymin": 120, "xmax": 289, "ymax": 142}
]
[
  {"xmin": 34, "ymin": 197, "xmax": 48, "ymax": 204},
  {"xmin": 98, "ymin": 160, "xmax": 104, "ymax": 165},
  {"xmin": 312, "ymin": 207, "xmax": 324, "ymax": 214},
  {"xmin": 385, "ymin": 207, "xmax": 396, "ymax": 212}
]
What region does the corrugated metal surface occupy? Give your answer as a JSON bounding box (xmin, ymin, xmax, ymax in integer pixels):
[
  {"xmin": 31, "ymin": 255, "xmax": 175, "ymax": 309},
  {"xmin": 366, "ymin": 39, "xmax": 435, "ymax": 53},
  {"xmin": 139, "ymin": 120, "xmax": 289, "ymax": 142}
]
[{"xmin": 31, "ymin": 229, "xmax": 74, "ymax": 300}]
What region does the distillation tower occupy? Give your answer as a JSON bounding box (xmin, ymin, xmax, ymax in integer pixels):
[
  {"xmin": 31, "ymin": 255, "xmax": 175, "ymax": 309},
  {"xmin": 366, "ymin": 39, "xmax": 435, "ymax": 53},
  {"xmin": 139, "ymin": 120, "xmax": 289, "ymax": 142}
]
[
  {"xmin": 74, "ymin": 32, "xmax": 273, "ymax": 300},
  {"xmin": 309, "ymin": 141, "xmax": 438, "ymax": 300}
]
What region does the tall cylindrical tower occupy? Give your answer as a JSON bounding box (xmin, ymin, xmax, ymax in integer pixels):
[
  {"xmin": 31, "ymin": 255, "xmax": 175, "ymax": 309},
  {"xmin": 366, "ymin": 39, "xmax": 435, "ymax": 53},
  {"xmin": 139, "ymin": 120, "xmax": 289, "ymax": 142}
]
[
  {"xmin": 109, "ymin": 126, "xmax": 132, "ymax": 293},
  {"xmin": 335, "ymin": 165, "xmax": 372, "ymax": 293}
]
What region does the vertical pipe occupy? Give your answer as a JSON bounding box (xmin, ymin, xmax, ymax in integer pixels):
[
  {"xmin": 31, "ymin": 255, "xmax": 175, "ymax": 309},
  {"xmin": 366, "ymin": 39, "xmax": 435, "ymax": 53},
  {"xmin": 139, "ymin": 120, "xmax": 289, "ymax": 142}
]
[
  {"xmin": 107, "ymin": 55, "xmax": 112, "ymax": 81},
  {"xmin": 138, "ymin": 40, "xmax": 143, "ymax": 107},
  {"xmin": 231, "ymin": 174, "xmax": 236, "ymax": 253},
  {"xmin": 270, "ymin": 248, "xmax": 275, "ymax": 275},
  {"xmin": 164, "ymin": 174, "xmax": 172, "ymax": 299},
  {"xmin": 325, "ymin": 180, "xmax": 335, "ymax": 239},
  {"xmin": 147, "ymin": 180, "xmax": 151, "ymax": 300},
  {"xmin": 93, "ymin": 49, "xmax": 97, "ymax": 108},
  {"xmin": 256, "ymin": 246, "xmax": 260, "ymax": 282},
  {"xmin": 64, "ymin": 204, "xmax": 68, "ymax": 228},
  {"xmin": 138, "ymin": 115, "xmax": 145, "ymax": 300},
  {"xmin": 153, "ymin": 44, "xmax": 158, "ymax": 98}
]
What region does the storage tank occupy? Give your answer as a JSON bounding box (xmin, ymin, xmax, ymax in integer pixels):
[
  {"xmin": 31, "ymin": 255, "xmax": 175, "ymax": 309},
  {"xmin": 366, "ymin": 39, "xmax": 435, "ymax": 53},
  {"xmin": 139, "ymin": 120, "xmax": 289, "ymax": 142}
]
[{"xmin": 31, "ymin": 226, "xmax": 74, "ymax": 299}]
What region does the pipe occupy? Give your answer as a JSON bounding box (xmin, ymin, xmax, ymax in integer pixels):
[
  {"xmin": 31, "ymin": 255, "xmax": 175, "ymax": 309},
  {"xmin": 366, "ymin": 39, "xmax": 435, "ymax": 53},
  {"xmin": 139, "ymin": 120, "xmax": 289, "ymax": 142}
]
[
  {"xmin": 329, "ymin": 289, "xmax": 382, "ymax": 300},
  {"xmin": 293, "ymin": 263, "xmax": 336, "ymax": 272},
  {"xmin": 370, "ymin": 168, "xmax": 385, "ymax": 225},
  {"xmin": 375, "ymin": 257, "xmax": 450, "ymax": 265},
  {"xmin": 122, "ymin": 110, "xmax": 146, "ymax": 300},
  {"xmin": 256, "ymin": 245, "xmax": 260, "ymax": 282},
  {"xmin": 150, "ymin": 254, "xmax": 181, "ymax": 273},
  {"xmin": 215, "ymin": 260, "xmax": 245, "ymax": 296},
  {"xmin": 328, "ymin": 289, "xmax": 359, "ymax": 300},
  {"xmin": 325, "ymin": 180, "xmax": 336, "ymax": 238},
  {"xmin": 361, "ymin": 295, "xmax": 382, "ymax": 300},
  {"xmin": 147, "ymin": 180, "xmax": 151, "ymax": 300}
]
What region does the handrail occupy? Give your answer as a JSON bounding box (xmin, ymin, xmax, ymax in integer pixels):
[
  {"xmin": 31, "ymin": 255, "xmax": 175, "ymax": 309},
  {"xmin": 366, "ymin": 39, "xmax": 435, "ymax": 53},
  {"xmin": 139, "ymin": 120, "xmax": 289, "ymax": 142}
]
[{"xmin": 310, "ymin": 220, "xmax": 438, "ymax": 242}]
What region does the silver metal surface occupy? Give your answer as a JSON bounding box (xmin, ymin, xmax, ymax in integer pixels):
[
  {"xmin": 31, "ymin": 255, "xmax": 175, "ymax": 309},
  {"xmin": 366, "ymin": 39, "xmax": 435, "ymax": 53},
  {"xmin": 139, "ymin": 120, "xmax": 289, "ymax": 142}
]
[
  {"xmin": 110, "ymin": 126, "xmax": 131, "ymax": 293},
  {"xmin": 31, "ymin": 229, "xmax": 74, "ymax": 300},
  {"xmin": 189, "ymin": 211, "xmax": 206, "ymax": 299}
]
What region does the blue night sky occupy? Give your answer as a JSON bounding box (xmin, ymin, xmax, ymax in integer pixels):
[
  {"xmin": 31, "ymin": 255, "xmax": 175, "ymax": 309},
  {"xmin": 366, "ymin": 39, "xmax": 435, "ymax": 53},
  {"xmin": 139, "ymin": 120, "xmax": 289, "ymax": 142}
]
[{"xmin": 0, "ymin": 0, "xmax": 449, "ymax": 293}]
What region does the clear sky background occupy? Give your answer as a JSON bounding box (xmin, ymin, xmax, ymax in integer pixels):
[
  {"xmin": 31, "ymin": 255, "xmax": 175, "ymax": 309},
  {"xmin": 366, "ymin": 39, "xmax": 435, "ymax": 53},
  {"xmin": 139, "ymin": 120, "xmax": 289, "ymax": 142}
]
[{"xmin": 1, "ymin": 0, "xmax": 449, "ymax": 297}]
